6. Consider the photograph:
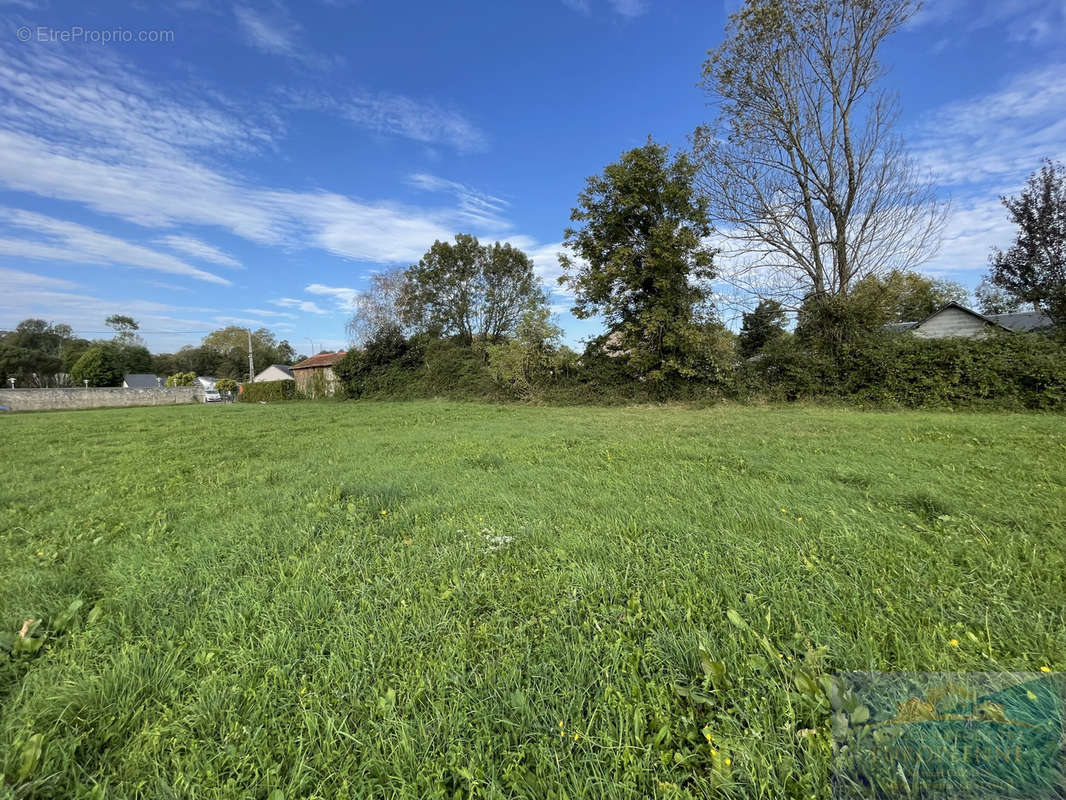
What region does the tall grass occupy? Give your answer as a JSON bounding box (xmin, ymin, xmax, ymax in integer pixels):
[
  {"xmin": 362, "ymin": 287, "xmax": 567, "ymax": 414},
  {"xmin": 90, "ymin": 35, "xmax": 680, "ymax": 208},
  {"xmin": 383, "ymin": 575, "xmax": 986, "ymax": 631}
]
[{"xmin": 1, "ymin": 402, "xmax": 1064, "ymax": 798}]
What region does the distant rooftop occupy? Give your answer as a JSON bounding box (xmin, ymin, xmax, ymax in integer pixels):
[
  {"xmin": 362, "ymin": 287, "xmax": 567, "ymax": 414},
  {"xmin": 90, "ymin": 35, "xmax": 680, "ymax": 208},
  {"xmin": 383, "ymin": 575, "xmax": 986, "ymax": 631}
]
[{"xmin": 292, "ymin": 351, "xmax": 346, "ymax": 369}]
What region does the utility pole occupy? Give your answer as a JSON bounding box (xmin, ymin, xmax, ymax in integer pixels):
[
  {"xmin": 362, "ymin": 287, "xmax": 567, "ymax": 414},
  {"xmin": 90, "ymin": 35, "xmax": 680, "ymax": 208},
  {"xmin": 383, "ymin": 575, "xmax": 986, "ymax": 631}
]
[{"xmin": 247, "ymin": 328, "xmax": 255, "ymax": 382}]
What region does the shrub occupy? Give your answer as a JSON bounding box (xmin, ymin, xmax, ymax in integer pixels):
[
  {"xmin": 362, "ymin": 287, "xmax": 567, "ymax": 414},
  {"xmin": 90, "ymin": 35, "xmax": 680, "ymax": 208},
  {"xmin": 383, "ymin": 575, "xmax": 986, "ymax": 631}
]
[
  {"xmin": 240, "ymin": 379, "xmax": 297, "ymax": 402},
  {"xmin": 71, "ymin": 345, "xmax": 122, "ymax": 387},
  {"xmin": 741, "ymin": 331, "xmax": 1066, "ymax": 409},
  {"xmin": 166, "ymin": 372, "xmax": 197, "ymax": 387},
  {"xmin": 215, "ymin": 378, "xmax": 237, "ymax": 394}
]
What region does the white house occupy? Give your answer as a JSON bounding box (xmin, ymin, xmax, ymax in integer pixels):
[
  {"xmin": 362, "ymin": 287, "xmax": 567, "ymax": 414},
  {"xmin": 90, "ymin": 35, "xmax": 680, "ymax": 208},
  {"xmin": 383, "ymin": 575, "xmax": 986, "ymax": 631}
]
[
  {"xmin": 885, "ymin": 303, "xmax": 1054, "ymax": 339},
  {"xmin": 253, "ymin": 364, "xmax": 294, "ymax": 382}
]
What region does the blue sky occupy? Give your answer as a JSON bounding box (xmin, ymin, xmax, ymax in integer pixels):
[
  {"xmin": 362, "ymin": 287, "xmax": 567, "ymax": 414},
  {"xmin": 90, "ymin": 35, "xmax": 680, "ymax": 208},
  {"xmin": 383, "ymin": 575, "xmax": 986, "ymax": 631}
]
[{"xmin": 0, "ymin": 0, "xmax": 1064, "ymax": 354}]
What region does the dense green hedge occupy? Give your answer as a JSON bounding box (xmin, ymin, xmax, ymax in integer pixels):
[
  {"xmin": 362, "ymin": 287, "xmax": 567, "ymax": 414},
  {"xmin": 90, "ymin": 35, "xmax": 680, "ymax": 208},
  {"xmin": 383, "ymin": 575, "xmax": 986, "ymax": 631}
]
[
  {"xmin": 239, "ymin": 378, "xmax": 297, "ymax": 402},
  {"xmin": 744, "ymin": 332, "xmax": 1066, "ymax": 409},
  {"xmin": 333, "ymin": 329, "xmax": 1066, "ymax": 410}
]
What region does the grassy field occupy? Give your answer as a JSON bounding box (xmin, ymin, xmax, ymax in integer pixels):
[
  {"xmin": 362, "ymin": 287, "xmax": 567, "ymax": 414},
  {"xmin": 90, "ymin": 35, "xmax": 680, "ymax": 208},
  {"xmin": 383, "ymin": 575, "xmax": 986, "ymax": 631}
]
[{"xmin": 1, "ymin": 401, "xmax": 1064, "ymax": 799}]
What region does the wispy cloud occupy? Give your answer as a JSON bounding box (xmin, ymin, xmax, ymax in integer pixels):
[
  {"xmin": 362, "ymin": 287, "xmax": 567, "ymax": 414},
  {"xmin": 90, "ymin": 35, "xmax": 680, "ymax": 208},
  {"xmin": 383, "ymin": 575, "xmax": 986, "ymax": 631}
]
[
  {"xmin": 234, "ymin": 5, "xmax": 296, "ymax": 56},
  {"xmin": 158, "ymin": 234, "xmax": 243, "ymax": 268},
  {"xmin": 910, "ymin": 62, "xmax": 1066, "ymax": 279},
  {"xmin": 0, "ymin": 209, "xmax": 230, "ymax": 285},
  {"xmin": 305, "ymin": 283, "xmax": 359, "ymax": 309},
  {"xmin": 560, "ymin": 0, "xmax": 649, "ymax": 17},
  {"xmin": 609, "ymin": 0, "xmax": 649, "ymax": 17},
  {"xmin": 909, "ymin": 0, "xmax": 1066, "ymax": 45},
  {"xmin": 270, "ymin": 297, "xmax": 328, "ymax": 314},
  {"xmin": 0, "ymin": 267, "xmax": 219, "ymax": 348},
  {"xmin": 0, "ymin": 48, "xmax": 495, "ymax": 267},
  {"xmin": 407, "ymin": 173, "xmax": 509, "ymax": 229},
  {"xmin": 288, "ymin": 88, "xmax": 487, "ymax": 152}
]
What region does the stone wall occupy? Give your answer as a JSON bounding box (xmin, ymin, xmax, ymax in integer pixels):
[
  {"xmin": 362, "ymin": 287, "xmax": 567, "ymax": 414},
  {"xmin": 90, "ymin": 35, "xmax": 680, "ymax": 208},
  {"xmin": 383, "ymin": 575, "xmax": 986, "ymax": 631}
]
[{"xmin": 0, "ymin": 387, "xmax": 201, "ymax": 412}]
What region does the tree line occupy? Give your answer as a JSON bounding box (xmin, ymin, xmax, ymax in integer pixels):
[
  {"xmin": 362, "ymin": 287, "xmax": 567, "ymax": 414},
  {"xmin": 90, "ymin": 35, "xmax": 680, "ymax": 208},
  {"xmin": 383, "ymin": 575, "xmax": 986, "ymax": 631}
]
[
  {"xmin": 335, "ymin": 0, "xmax": 1063, "ymax": 407},
  {"xmin": 0, "ymin": 318, "xmax": 300, "ymax": 387}
]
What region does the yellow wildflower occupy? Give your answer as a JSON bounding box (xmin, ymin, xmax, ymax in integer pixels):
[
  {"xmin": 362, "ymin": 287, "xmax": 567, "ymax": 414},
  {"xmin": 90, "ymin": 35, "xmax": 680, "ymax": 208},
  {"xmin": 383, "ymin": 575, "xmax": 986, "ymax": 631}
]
[
  {"xmin": 949, "ymin": 639, "xmax": 959, "ymax": 647},
  {"xmin": 1041, "ymin": 666, "xmax": 1052, "ymax": 673},
  {"xmin": 724, "ymin": 758, "xmax": 731, "ymax": 767}
]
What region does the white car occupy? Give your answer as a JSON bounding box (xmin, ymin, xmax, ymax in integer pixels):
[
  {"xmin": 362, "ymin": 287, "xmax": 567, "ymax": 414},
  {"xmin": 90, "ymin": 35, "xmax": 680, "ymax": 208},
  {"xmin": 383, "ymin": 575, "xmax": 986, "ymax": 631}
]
[{"xmin": 202, "ymin": 388, "xmax": 222, "ymax": 403}]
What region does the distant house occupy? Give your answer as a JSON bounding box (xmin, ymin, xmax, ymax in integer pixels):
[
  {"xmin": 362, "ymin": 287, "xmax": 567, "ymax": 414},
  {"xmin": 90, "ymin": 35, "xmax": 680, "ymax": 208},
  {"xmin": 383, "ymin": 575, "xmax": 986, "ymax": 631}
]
[
  {"xmin": 253, "ymin": 364, "xmax": 294, "ymax": 383},
  {"xmin": 123, "ymin": 373, "xmax": 163, "ymax": 388},
  {"xmin": 886, "ymin": 302, "xmax": 1054, "ymax": 339},
  {"xmin": 291, "ymin": 352, "xmax": 346, "ymax": 396}
]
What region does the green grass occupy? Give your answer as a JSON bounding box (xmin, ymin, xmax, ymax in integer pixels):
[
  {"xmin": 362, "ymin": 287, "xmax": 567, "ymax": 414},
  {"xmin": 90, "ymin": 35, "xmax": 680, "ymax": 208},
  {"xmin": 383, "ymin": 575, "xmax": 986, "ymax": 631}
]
[{"xmin": 1, "ymin": 401, "xmax": 1064, "ymax": 799}]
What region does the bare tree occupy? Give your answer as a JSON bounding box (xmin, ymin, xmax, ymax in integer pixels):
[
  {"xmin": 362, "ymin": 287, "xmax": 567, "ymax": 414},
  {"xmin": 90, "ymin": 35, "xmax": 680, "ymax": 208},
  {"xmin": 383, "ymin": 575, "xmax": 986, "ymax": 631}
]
[
  {"xmin": 345, "ymin": 268, "xmax": 409, "ymax": 347},
  {"xmin": 694, "ymin": 0, "xmax": 946, "ymax": 307}
]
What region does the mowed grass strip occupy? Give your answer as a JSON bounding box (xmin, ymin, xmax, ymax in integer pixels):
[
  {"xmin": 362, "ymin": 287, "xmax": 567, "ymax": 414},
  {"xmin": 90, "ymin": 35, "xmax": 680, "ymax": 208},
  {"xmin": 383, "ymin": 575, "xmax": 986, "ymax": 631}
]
[{"xmin": 1, "ymin": 401, "xmax": 1064, "ymax": 799}]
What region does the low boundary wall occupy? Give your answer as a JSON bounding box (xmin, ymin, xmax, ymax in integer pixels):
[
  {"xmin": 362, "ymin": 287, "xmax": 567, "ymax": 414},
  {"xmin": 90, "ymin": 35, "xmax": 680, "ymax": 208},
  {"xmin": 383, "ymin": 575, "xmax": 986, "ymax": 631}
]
[{"xmin": 0, "ymin": 387, "xmax": 201, "ymax": 412}]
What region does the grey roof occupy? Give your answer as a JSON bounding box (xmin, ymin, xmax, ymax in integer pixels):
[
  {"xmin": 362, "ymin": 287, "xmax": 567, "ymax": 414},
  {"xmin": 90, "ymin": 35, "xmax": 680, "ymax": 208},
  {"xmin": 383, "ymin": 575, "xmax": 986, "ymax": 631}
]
[
  {"xmin": 985, "ymin": 310, "xmax": 1055, "ymax": 332},
  {"xmin": 123, "ymin": 373, "xmax": 163, "ymax": 388},
  {"xmin": 259, "ymin": 364, "xmax": 294, "ymax": 377}
]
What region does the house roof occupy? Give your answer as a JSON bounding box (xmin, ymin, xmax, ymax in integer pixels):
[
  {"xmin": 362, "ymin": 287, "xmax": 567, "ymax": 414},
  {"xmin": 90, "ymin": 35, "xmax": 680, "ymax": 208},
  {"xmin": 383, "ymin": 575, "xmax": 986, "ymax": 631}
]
[
  {"xmin": 886, "ymin": 302, "xmax": 1012, "ymax": 333},
  {"xmin": 256, "ymin": 364, "xmax": 294, "ymax": 378},
  {"xmin": 123, "ymin": 373, "xmax": 162, "ymax": 388},
  {"xmin": 292, "ymin": 351, "xmax": 346, "ymax": 370},
  {"xmin": 985, "ymin": 310, "xmax": 1055, "ymax": 332}
]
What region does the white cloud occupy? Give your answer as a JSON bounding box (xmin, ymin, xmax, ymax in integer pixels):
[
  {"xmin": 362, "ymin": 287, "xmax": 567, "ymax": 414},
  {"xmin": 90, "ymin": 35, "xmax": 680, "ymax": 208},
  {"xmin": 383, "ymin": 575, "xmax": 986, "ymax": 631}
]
[
  {"xmin": 0, "ymin": 49, "xmax": 496, "ymax": 267},
  {"xmin": 0, "ymin": 209, "xmax": 230, "ymax": 285},
  {"xmin": 157, "ymin": 235, "xmax": 242, "ymax": 268},
  {"xmin": 407, "ymin": 173, "xmax": 509, "ymax": 229},
  {"xmin": 909, "ymin": 0, "xmax": 1066, "ymax": 45},
  {"xmin": 908, "ymin": 62, "xmax": 1066, "ymax": 281},
  {"xmin": 305, "ymin": 283, "xmax": 359, "ymax": 309},
  {"xmin": 0, "ymin": 267, "xmax": 219, "ymax": 349},
  {"xmin": 234, "ymin": 5, "xmax": 296, "ymax": 56},
  {"xmin": 270, "ymin": 297, "xmax": 328, "ymax": 314},
  {"xmin": 288, "ymin": 88, "xmax": 487, "ymax": 152},
  {"xmin": 609, "ymin": 0, "xmax": 649, "ymax": 17}
]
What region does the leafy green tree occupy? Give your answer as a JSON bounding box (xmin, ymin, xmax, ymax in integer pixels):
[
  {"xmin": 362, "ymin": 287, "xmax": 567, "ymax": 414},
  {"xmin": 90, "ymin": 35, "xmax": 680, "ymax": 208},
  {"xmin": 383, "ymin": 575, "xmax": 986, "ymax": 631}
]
[
  {"xmin": 487, "ymin": 304, "xmax": 566, "ymax": 398},
  {"xmin": 0, "ymin": 319, "xmax": 89, "ymax": 386},
  {"xmin": 71, "ymin": 345, "xmax": 122, "ymax": 387},
  {"xmin": 200, "ymin": 327, "xmax": 295, "ymax": 380},
  {"xmin": 850, "ymin": 270, "xmax": 969, "ymax": 322},
  {"xmin": 399, "ymin": 235, "xmax": 541, "ymax": 346},
  {"xmin": 214, "ymin": 378, "xmax": 237, "ymax": 395},
  {"xmin": 559, "ymin": 140, "xmax": 717, "ymax": 382},
  {"xmin": 988, "ymin": 159, "xmax": 1066, "ymax": 325},
  {"xmin": 738, "ymin": 300, "xmax": 787, "ymax": 358},
  {"xmin": 105, "ymin": 314, "xmax": 142, "ymax": 346},
  {"xmin": 975, "ymin": 278, "xmax": 1027, "ymax": 316},
  {"xmin": 165, "ymin": 372, "xmax": 197, "ymax": 387}
]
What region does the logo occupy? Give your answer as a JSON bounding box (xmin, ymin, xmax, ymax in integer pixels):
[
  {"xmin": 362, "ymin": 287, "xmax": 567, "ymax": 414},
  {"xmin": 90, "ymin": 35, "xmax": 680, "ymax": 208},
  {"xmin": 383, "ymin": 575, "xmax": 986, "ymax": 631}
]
[{"xmin": 831, "ymin": 672, "xmax": 1065, "ymax": 798}]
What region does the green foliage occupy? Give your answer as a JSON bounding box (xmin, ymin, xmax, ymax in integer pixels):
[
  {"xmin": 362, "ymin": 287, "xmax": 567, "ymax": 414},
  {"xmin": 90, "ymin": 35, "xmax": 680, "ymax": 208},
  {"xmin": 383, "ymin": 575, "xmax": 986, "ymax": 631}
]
[
  {"xmin": 850, "ymin": 269, "xmax": 970, "ymax": 322},
  {"xmin": 0, "ymin": 319, "xmax": 89, "ymax": 386},
  {"xmin": 215, "ymin": 378, "xmax": 238, "ymax": 394},
  {"xmin": 200, "ymin": 327, "xmax": 297, "ymax": 381},
  {"xmin": 240, "ymin": 379, "xmax": 297, "ymax": 402},
  {"xmin": 165, "ymin": 372, "xmax": 197, "ymax": 387},
  {"xmin": 1, "ymin": 402, "xmax": 1063, "ymax": 797},
  {"xmin": 989, "ymin": 159, "xmax": 1066, "ymax": 325},
  {"xmin": 744, "ymin": 332, "xmax": 1066, "ymax": 409},
  {"xmin": 794, "ymin": 292, "xmax": 892, "ymax": 357},
  {"xmin": 738, "ymin": 300, "xmax": 787, "ymax": 358},
  {"xmin": 975, "ymin": 278, "xmax": 1027, "ymax": 315},
  {"xmin": 70, "ymin": 345, "xmax": 122, "ymax": 387},
  {"xmin": 487, "ymin": 305, "xmax": 566, "ymax": 399},
  {"xmin": 399, "ymin": 235, "xmax": 541, "ymax": 345},
  {"xmin": 560, "ymin": 139, "xmax": 717, "ymax": 383}
]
